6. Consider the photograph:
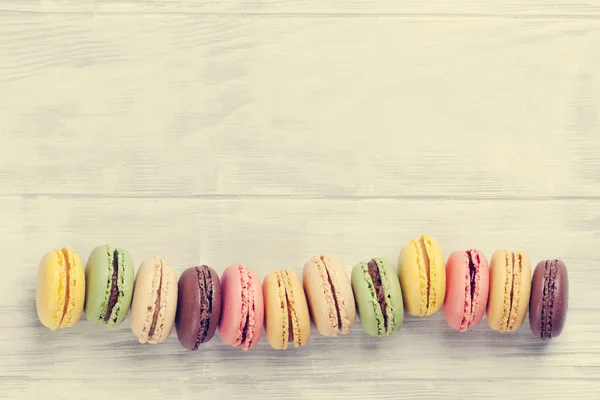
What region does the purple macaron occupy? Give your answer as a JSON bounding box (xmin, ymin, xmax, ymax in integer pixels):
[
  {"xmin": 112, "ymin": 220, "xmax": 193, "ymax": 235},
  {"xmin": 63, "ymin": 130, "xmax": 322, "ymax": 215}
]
[
  {"xmin": 529, "ymin": 259, "xmax": 569, "ymax": 340},
  {"xmin": 175, "ymin": 266, "xmax": 222, "ymax": 350}
]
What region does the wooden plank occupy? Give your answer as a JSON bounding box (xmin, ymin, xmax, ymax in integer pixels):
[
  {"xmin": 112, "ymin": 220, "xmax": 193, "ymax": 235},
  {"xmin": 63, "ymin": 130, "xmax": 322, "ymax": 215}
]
[
  {"xmin": 0, "ymin": 196, "xmax": 597, "ymax": 399},
  {"xmin": 1, "ymin": 15, "xmax": 599, "ymax": 199},
  {"xmin": 1, "ymin": 377, "xmax": 599, "ymax": 399},
  {"xmin": 1, "ymin": 0, "xmax": 600, "ymax": 16}
]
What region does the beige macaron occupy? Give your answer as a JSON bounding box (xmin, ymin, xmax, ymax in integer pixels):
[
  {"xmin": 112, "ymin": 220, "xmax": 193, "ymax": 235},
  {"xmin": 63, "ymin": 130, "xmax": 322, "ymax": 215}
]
[
  {"xmin": 129, "ymin": 256, "xmax": 178, "ymax": 344},
  {"xmin": 302, "ymin": 254, "xmax": 356, "ymax": 336}
]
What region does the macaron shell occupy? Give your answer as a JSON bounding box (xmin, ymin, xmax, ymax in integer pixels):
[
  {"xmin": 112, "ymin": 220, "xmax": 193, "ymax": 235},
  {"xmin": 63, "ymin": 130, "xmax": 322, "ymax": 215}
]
[
  {"xmin": 176, "ymin": 268, "xmax": 200, "ymax": 349},
  {"xmin": 426, "ymin": 236, "xmax": 446, "ymax": 315},
  {"xmin": 130, "ymin": 257, "xmax": 178, "ymax": 344},
  {"xmin": 443, "ymin": 251, "xmax": 464, "ymax": 331},
  {"xmin": 529, "ymin": 260, "xmax": 568, "ymax": 339},
  {"xmin": 35, "ymin": 248, "xmax": 85, "ymax": 330},
  {"xmin": 130, "ymin": 259, "xmax": 157, "ymax": 342},
  {"xmin": 110, "ymin": 248, "xmax": 135, "ymax": 326},
  {"xmin": 510, "ymin": 253, "xmax": 531, "ymax": 331},
  {"xmin": 443, "ymin": 250, "xmax": 489, "ymax": 332},
  {"xmin": 303, "ymin": 257, "xmax": 337, "ymax": 336},
  {"xmin": 218, "ymin": 264, "xmax": 243, "ymax": 346},
  {"xmin": 247, "ymin": 268, "xmax": 264, "ymax": 348},
  {"xmin": 36, "ymin": 250, "xmax": 64, "ymax": 330},
  {"xmin": 378, "ymin": 258, "xmax": 404, "ymax": 334},
  {"xmin": 263, "ymin": 271, "xmax": 289, "ymax": 350},
  {"xmin": 151, "ymin": 261, "xmax": 178, "ymax": 343},
  {"xmin": 487, "ymin": 250, "xmax": 507, "ymax": 331},
  {"xmin": 398, "ymin": 244, "xmax": 422, "ymax": 316},
  {"xmin": 322, "ymin": 255, "xmax": 356, "ymax": 332},
  {"xmin": 283, "ymin": 269, "xmax": 311, "ymax": 347},
  {"xmin": 61, "ymin": 248, "xmax": 86, "ymax": 329},
  {"xmin": 84, "ymin": 246, "xmax": 111, "ymax": 324}
]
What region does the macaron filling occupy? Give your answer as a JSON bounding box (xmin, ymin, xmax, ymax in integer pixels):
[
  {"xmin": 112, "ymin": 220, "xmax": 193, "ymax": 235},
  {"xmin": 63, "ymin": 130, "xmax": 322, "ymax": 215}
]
[
  {"xmin": 413, "ymin": 235, "xmax": 437, "ymax": 316},
  {"xmin": 282, "ymin": 270, "xmax": 302, "ymax": 347},
  {"xmin": 541, "ymin": 260, "xmax": 558, "ymax": 339},
  {"xmin": 367, "ymin": 260, "xmax": 388, "ymax": 329},
  {"xmin": 322, "ymin": 256, "xmax": 343, "ymax": 332},
  {"xmin": 278, "ymin": 271, "xmax": 300, "ymax": 347},
  {"xmin": 459, "ymin": 250, "xmax": 481, "ymax": 331},
  {"xmin": 236, "ymin": 265, "xmax": 256, "ymax": 350},
  {"xmin": 104, "ymin": 249, "xmax": 120, "ymax": 323},
  {"xmin": 147, "ymin": 266, "xmax": 163, "ymax": 340},
  {"xmin": 469, "ymin": 253, "xmax": 476, "ymax": 304},
  {"xmin": 194, "ymin": 266, "xmax": 213, "ymax": 348},
  {"xmin": 500, "ymin": 251, "xmax": 513, "ymax": 331},
  {"xmin": 509, "ymin": 252, "xmax": 524, "ymax": 331},
  {"xmin": 273, "ymin": 271, "xmax": 289, "ymax": 348},
  {"xmin": 59, "ymin": 248, "xmax": 71, "ymax": 327},
  {"xmin": 287, "ymin": 304, "xmax": 294, "ymax": 343}
]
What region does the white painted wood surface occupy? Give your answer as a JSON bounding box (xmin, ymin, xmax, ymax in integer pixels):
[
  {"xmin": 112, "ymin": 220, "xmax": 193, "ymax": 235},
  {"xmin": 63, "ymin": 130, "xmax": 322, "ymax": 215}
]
[{"xmin": 1, "ymin": 1, "xmax": 599, "ymax": 399}]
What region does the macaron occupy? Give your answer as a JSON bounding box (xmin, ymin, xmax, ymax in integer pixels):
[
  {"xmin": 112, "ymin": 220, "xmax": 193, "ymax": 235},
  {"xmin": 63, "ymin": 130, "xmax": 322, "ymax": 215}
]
[
  {"xmin": 218, "ymin": 264, "xmax": 264, "ymax": 351},
  {"xmin": 175, "ymin": 266, "xmax": 222, "ymax": 351},
  {"xmin": 529, "ymin": 259, "xmax": 569, "ymax": 340},
  {"xmin": 35, "ymin": 247, "xmax": 86, "ymax": 330},
  {"xmin": 129, "ymin": 256, "xmax": 178, "ymax": 344},
  {"xmin": 398, "ymin": 234, "xmax": 446, "ymax": 317},
  {"xmin": 84, "ymin": 245, "xmax": 135, "ymax": 327},
  {"xmin": 302, "ymin": 254, "xmax": 356, "ymax": 336},
  {"xmin": 487, "ymin": 249, "xmax": 532, "ymax": 332},
  {"xmin": 262, "ymin": 269, "xmax": 311, "ymax": 350},
  {"xmin": 443, "ymin": 249, "xmax": 490, "ymax": 332},
  {"xmin": 351, "ymin": 258, "xmax": 404, "ymax": 337}
]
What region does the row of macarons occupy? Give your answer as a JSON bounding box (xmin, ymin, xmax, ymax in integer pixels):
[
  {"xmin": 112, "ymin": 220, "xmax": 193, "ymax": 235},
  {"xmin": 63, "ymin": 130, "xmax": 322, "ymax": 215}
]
[{"xmin": 35, "ymin": 234, "xmax": 568, "ymax": 351}]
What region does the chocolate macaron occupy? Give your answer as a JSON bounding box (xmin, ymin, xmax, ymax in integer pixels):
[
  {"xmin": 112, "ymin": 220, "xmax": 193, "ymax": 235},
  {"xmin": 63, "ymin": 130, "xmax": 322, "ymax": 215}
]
[
  {"xmin": 529, "ymin": 259, "xmax": 568, "ymax": 340},
  {"xmin": 175, "ymin": 266, "xmax": 222, "ymax": 350}
]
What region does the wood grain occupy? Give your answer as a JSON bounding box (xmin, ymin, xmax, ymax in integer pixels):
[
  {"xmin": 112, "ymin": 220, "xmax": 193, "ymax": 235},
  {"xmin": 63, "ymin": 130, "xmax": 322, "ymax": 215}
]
[
  {"xmin": 0, "ymin": 2, "xmax": 599, "ymax": 399},
  {"xmin": 1, "ymin": 0, "xmax": 600, "ymax": 16},
  {"xmin": 1, "ymin": 197, "xmax": 599, "ymax": 398},
  {"xmin": 1, "ymin": 14, "xmax": 599, "ymax": 199}
]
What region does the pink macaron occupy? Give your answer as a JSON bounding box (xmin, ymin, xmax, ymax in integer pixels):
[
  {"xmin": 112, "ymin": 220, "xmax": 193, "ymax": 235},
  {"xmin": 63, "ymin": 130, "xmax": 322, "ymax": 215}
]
[
  {"xmin": 218, "ymin": 264, "xmax": 264, "ymax": 350},
  {"xmin": 443, "ymin": 249, "xmax": 489, "ymax": 332}
]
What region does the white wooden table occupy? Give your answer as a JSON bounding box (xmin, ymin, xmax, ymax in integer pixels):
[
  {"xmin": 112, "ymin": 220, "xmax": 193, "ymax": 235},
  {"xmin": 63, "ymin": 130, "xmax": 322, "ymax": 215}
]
[{"xmin": 1, "ymin": 1, "xmax": 599, "ymax": 399}]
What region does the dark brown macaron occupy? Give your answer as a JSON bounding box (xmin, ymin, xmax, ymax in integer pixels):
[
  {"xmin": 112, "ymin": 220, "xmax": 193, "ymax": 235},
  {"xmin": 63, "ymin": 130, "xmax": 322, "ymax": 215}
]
[
  {"xmin": 175, "ymin": 266, "xmax": 222, "ymax": 350},
  {"xmin": 529, "ymin": 259, "xmax": 568, "ymax": 340}
]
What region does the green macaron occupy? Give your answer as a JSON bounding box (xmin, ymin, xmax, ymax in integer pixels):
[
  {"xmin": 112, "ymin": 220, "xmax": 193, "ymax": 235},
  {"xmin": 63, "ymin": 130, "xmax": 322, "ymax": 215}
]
[
  {"xmin": 351, "ymin": 257, "xmax": 404, "ymax": 337},
  {"xmin": 84, "ymin": 245, "xmax": 135, "ymax": 327}
]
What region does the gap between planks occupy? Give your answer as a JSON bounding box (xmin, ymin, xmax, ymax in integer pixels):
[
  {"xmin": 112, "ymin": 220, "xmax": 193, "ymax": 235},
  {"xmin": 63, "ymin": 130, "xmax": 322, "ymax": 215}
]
[
  {"xmin": 3, "ymin": 194, "xmax": 600, "ymax": 202},
  {"xmin": 1, "ymin": 10, "xmax": 600, "ymax": 20}
]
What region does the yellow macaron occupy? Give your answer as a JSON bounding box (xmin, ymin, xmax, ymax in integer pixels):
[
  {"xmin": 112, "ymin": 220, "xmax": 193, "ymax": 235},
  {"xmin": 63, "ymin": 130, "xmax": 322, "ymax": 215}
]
[
  {"xmin": 398, "ymin": 234, "xmax": 446, "ymax": 317},
  {"xmin": 35, "ymin": 247, "xmax": 86, "ymax": 330}
]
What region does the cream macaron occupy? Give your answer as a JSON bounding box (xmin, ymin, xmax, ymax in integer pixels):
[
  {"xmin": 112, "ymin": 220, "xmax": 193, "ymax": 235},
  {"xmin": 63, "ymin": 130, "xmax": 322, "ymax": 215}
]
[{"xmin": 129, "ymin": 256, "xmax": 178, "ymax": 344}]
